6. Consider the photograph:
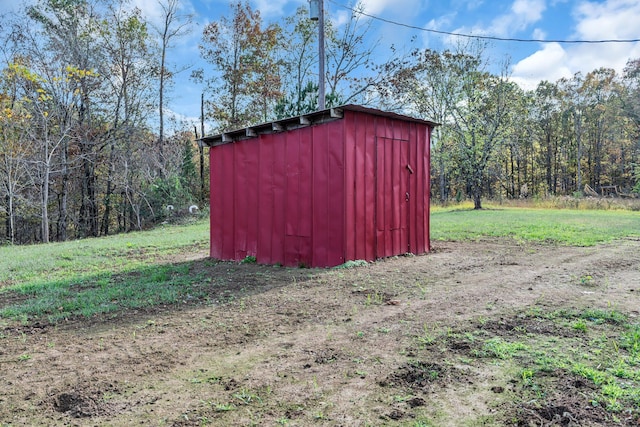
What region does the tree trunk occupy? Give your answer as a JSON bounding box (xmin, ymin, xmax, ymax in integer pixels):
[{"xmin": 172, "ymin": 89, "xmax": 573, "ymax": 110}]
[
  {"xmin": 42, "ymin": 167, "xmax": 50, "ymax": 244},
  {"xmin": 6, "ymin": 194, "xmax": 14, "ymax": 244},
  {"xmin": 545, "ymin": 130, "xmax": 553, "ymax": 195},
  {"xmin": 473, "ymin": 190, "xmax": 482, "ymax": 209},
  {"xmin": 102, "ymin": 141, "xmax": 116, "ymax": 236},
  {"xmin": 58, "ymin": 139, "xmax": 69, "ymax": 241}
]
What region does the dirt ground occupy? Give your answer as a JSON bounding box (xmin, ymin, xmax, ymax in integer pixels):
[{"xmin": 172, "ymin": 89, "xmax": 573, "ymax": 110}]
[{"xmin": 1, "ymin": 238, "xmax": 639, "ymax": 426}]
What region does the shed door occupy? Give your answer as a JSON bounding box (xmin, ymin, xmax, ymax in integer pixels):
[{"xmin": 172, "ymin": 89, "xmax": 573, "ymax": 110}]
[{"xmin": 375, "ymin": 137, "xmax": 410, "ymax": 258}]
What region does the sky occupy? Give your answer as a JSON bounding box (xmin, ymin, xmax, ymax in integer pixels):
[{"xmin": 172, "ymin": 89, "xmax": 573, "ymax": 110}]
[{"xmin": 2, "ymin": 0, "xmax": 640, "ymax": 131}]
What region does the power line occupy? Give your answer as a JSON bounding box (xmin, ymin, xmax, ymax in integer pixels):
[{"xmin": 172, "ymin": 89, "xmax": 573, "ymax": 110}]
[{"xmin": 327, "ymin": 0, "xmax": 640, "ymax": 44}]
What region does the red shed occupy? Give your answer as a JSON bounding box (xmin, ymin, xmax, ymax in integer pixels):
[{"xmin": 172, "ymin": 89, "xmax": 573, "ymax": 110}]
[{"xmin": 200, "ymin": 105, "xmax": 437, "ymax": 267}]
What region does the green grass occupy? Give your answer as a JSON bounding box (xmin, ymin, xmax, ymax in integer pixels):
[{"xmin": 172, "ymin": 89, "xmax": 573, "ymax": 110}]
[
  {"xmin": 427, "ymin": 308, "xmax": 640, "ymax": 420},
  {"xmin": 431, "ymin": 205, "xmax": 640, "ymax": 245},
  {"xmin": 0, "ymin": 219, "xmax": 208, "ymax": 289},
  {"xmin": 0, "ymin": 219, "xmax": 209, "ymax": 323},
  {"xmin": 2, "ymin": 205, "xmax": 640, "ymax": 324}
]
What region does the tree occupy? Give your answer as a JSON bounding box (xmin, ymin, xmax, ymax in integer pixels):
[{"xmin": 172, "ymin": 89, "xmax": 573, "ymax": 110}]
[
  {"xmin": 27, "ymin": 0, "xmax": 105, "ymax": 239},
  {"xmin": 324, "ymin": 2, "xmax": 379, "ymax": 105},
  {"xmin": 97, "ymin": 1, "xmax": 156, "ymax": 235},
  {"xmin": 580, "ymin": 68, "xmax": 621, "ymax": 190},
  {"xmin": 385, "ymin": 43, "xmax": 512, "ymax": 208},
  {"xmin": 153, "ymin": 0, "xmax": 192, "ymax": 173},
  {"xmin": 278, "ymin": 7, "xmax": 318, "ymax": 117},
  {"xmin": 199, "ymin": 1, "xmax": 281, "ymax": 131},
  {"xmin": 532, "ymin": 80, "xmax": 561, "ymax": 195},
  {"xmin": 0, "ymin": 69, "xmax": 33, "ymax": 244}
]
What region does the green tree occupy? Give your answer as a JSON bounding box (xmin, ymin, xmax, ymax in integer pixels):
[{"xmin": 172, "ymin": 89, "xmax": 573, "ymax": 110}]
[
  {"xmin": 97, "ymin": 2, "xmax": 156, "ymax": 235},
  {"xmin": 409, "ymin": 45, "xmax": 512, "ymax": 209},
  {"xmin": 199, "ymin": 1, "xmax": 281, "ymax": 131}
]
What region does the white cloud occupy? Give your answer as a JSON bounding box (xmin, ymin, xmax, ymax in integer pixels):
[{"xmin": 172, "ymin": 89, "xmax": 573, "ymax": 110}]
[
  {"xmin": 359, "ymin": 0, "xmax": 424, "ymax": 18},
  {"xmin": 512, "ymin": 0, "xmax": 640, "ymax": 90},
  {"xmin": 511, "ymin": 43, "xmax": 572, "ymax": 89},
  {"xmin": 359, "ymin": 0, "xmax": 396, "ymax": 15},
  {"xmin": 421, "ymin": 13, "xmax": 457, "ymax": 47},
  {"xmin": 439, "ymin": 0, "xmax": 546, "ymax": 48},
  {"xmin": 254, "ymin": 0, "xmax": 291, "ymax": 17},
  {"xmin": 487, "ymin": 0, "xmax": 546, "ymax": 37},
  {"xmin": 531, "ymin": 27, "xmax": 546, "ymax": 40},
  {"xmin": 332, "ymin": 10, "xmax": 351, "ymax": 27},
  {"xmin": 573, "ymin": 0, "xmax": 640, "ymax": 40}
]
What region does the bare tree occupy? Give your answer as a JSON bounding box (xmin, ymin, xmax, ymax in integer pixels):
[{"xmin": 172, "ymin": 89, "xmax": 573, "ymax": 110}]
[{"xmin": 153, "ymin": 0, "xmax": 192, "ymax": 173}]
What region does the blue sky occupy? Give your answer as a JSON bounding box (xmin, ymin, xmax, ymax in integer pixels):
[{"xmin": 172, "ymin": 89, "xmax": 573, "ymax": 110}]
[{"xmin": 3, "ymin": 0, "xmax": 640, "ymax": 130}]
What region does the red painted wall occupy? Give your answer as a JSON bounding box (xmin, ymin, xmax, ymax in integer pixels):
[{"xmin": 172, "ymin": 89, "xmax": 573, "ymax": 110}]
[{"xmin": 209, "ymin": 108, "xmax": 431, "ymax": 267}]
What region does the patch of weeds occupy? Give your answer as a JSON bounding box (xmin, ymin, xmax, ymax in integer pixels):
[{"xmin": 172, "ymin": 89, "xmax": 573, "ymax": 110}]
[
  {"xmin": 393, "ymin": 394, "xmax": 415, "ymax": 403},
  {"xmin": 572, "ymin": 319, "xmax": 588, "ymax": 333},
  {"xmin": 232, "ymin": 388, "xmax": 261, "ymax": 405},
  {"xmin": 409, "ymin": 309, "xmax": 640, "ymax": 424},
  {"xmin": 480, "ymin": 337, "xmax": 528, "ymax": 359},
  {"xmin": 189, "ymin": 374, "xmax": 222, "ymax": 385},
  {"xmin": 620, "ymin": 324, "xmax": 640, "ymax": 357},
  {"xmin": 415, "ymin": 324, "xmax": 438, "ymax": 348},
  {"xmin": 577, "ymin": 274, "xmax": 595, "ymax": 286},
  {"xmin": 364, "ymin": 291, "xmax": 385, "ymax": 306},
  {"xmin": 312, "ymin": 413, "xmax": 325, "ymax": 420},
  {"xmin": 213, "ymin": 402, "xmax": 235, "ymax": 412},
  {"xmin": 578, "ymin": 308, "xmax": 627, "ymax": 325},
  {"xmin": 18, "ymin": 354, "xmax": 31, "ymax": 361},
  {"xmin": 240, "ymin": 255, "xmax": 257, "ymax": 264},
  {"xmin": 570, "ymin": 362, "xmax": 610, "ymax": 385},
  {"xmin": 334, "ymin": 260, "xmax": 368, "ymax": 269},
  {"xmin": 521, "ymin": 368, "xmax": 535, "ymax": 385}
]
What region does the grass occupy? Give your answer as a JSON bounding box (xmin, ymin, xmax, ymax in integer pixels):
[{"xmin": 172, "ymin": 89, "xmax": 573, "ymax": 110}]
[
  {"xmin": 0, "ymin": 219, "xmax": 209, "ymax": 323},
  {"xmin": 431, "ymin": 204, "xmax": 640, "ymax": 245},
  {"xmin": 1, "ymin": 204, "xmax": 639, "ymax": 324},
  {"xmin": 419, "ymin": 308, "xmax": 640, "ymax": 420},
  {"xmin": 1, "ymin": 264, "xmax": 207, "ymax": 323},
  {"xmin": 0, "ymin": 218, "xmax": 208, "ymax": 289}
]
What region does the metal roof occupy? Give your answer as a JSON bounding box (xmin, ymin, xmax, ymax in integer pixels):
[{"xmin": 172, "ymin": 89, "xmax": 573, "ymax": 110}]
[{"xmin": 198, "ymin": 104, "xmax": 439, "ymax": 147}]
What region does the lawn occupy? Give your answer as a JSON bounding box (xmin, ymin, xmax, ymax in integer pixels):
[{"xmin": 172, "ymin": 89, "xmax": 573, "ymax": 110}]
[
  {"xmin": 1, "ymin": 204, "xmax": 639, "ymax": 426},
  {"xmin": 431, "ymin": 204, "xmax": 640, "ymax": 245}
]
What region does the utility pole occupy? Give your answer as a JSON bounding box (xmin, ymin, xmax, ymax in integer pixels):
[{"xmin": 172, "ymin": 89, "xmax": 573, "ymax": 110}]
[{"xmin": 310, "ymin": 0, "xmax": 326, "ymax": 110}]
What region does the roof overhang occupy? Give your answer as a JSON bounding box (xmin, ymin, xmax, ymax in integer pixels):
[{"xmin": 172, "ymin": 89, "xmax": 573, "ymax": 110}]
[{"xmin": 198, "ymin": 104, "xmax": 439, "ymax": 148}]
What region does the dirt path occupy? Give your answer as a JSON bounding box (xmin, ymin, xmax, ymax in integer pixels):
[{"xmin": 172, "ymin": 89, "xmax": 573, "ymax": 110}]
[{"xmin": 1, "ymin": 238, "xmax": 639, "ymax": 426}]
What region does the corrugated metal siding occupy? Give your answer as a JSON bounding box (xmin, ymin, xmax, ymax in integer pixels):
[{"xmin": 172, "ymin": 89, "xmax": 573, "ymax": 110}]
[
  {"xmin": 210, "ymin": 107, "xmax": 430, "ymax": 267},
  {"xmin": 311, "ymin": 121, "xmax": 345, "ymax": 267},
  {"xmin": 210, "ymin": 119, "xmax": 346, "ymax": 267},
  {"xmin": 343, "ymin": 110, "xmax": 430, "ymax": 261}
]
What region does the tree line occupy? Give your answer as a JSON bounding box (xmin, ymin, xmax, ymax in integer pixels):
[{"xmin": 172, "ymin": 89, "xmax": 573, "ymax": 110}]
[
  {"xmin": 1, "ymin": 0, "xmax": 202, "ymax": 244},
  {"xmin": 2, "ymin": 0, "xmax": 640, "ymax": 245}
]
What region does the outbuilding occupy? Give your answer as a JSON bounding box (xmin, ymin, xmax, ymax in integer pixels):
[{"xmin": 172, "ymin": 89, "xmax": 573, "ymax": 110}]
[{"xmin": 200, "ymin": 105, "xmax": 437, "ymax": 267}]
